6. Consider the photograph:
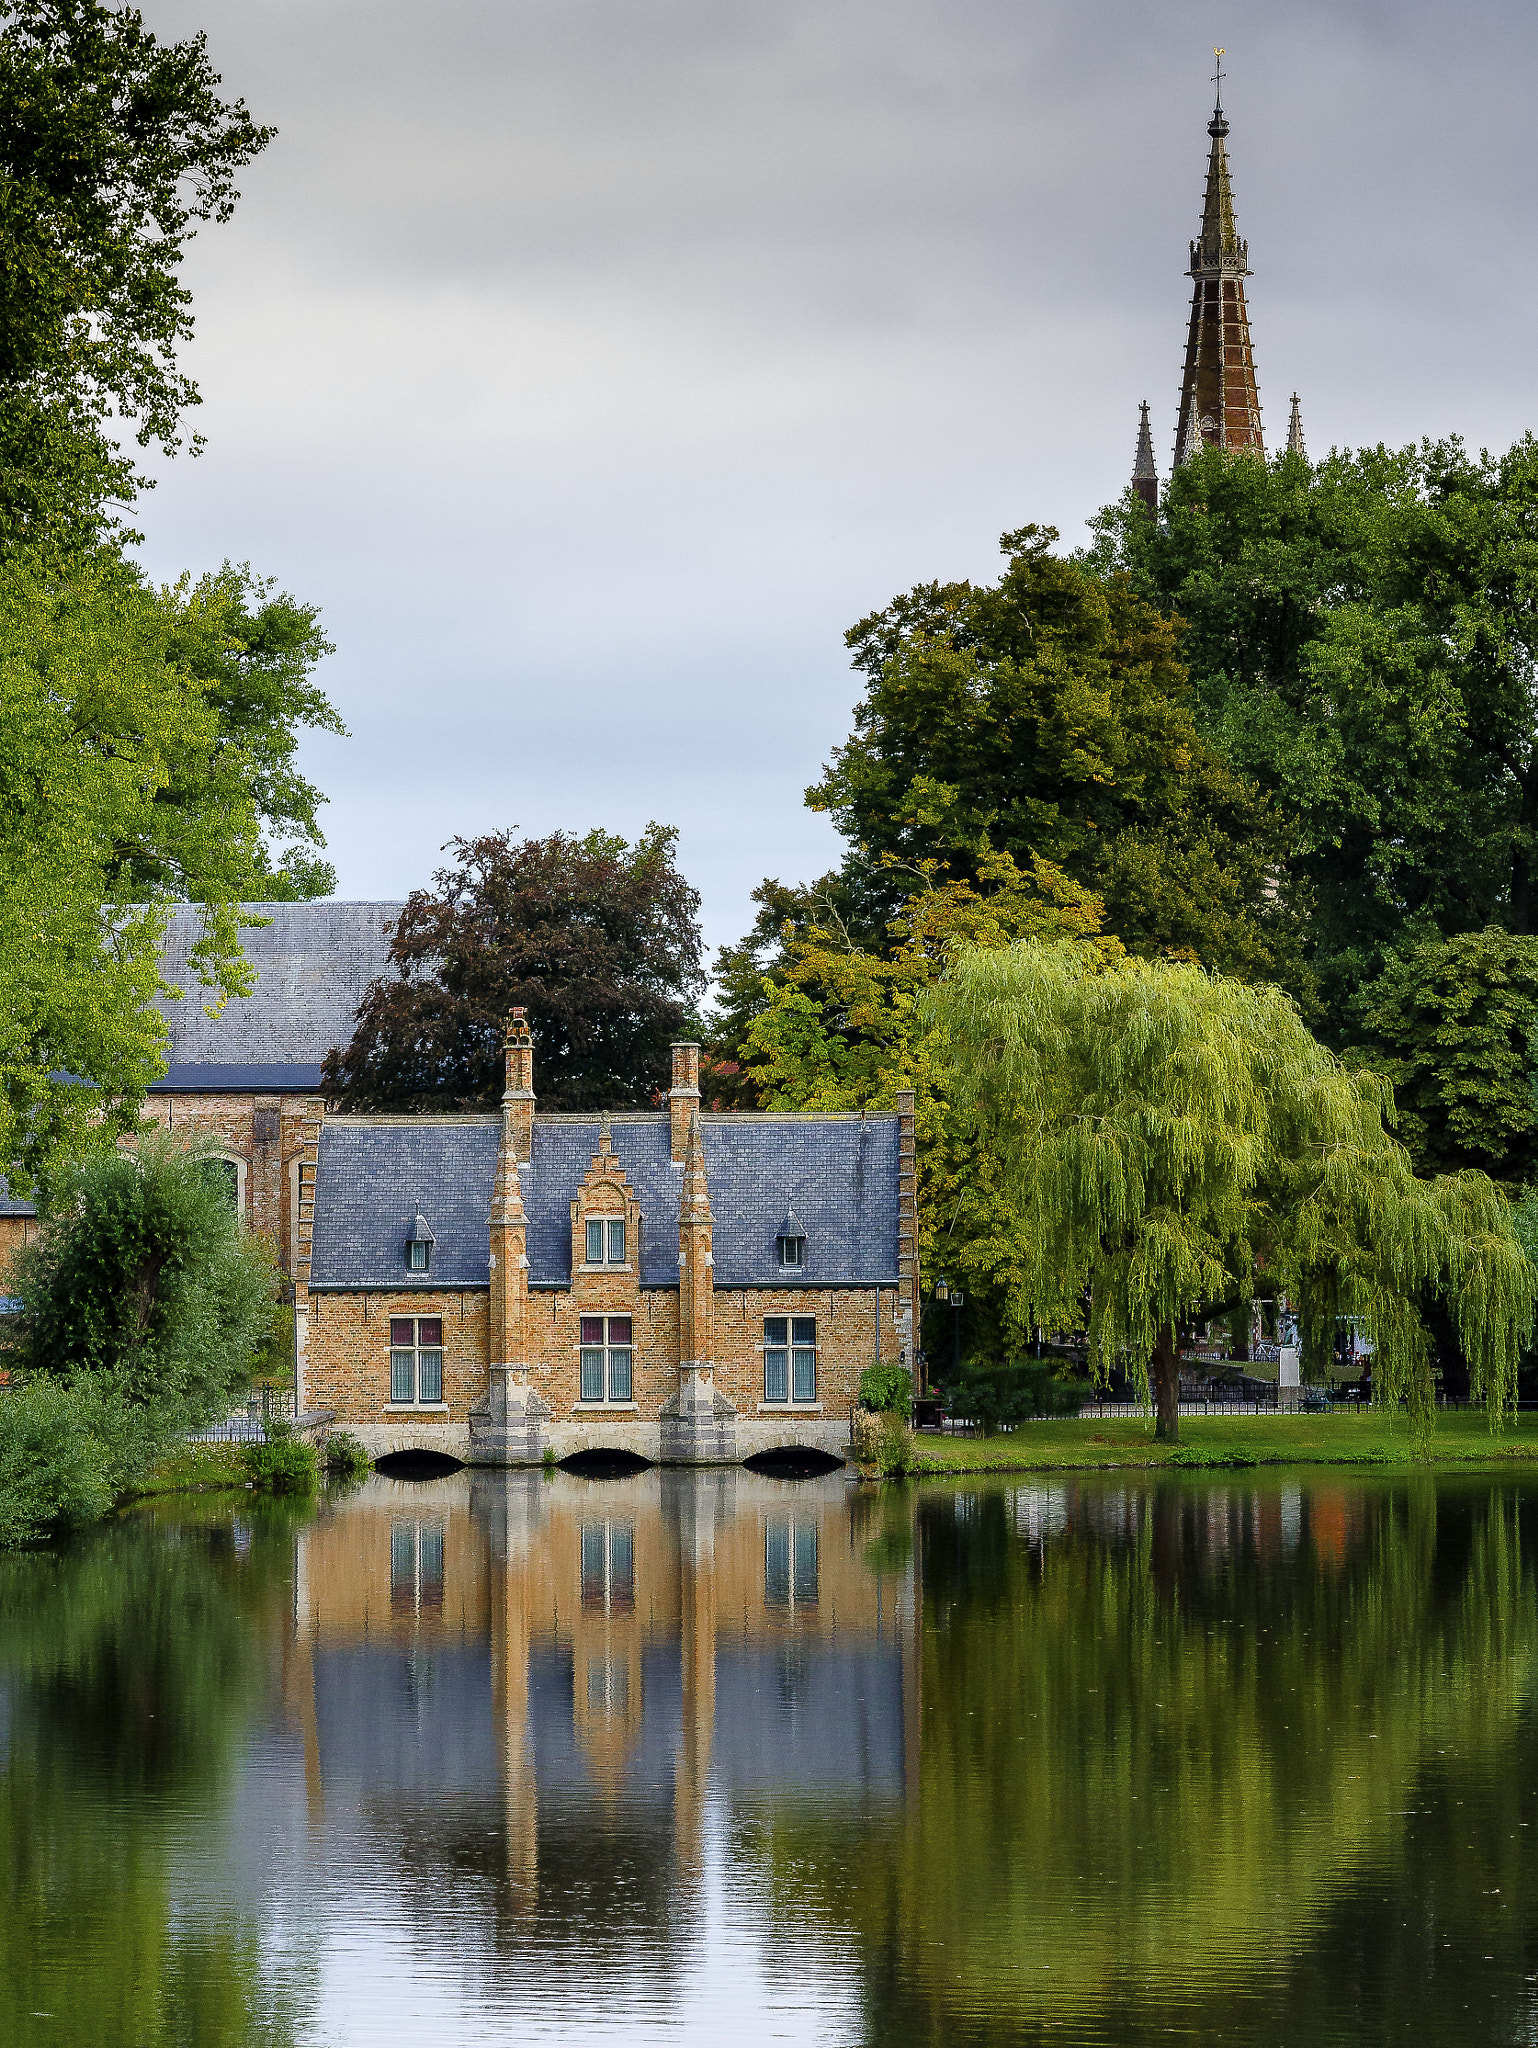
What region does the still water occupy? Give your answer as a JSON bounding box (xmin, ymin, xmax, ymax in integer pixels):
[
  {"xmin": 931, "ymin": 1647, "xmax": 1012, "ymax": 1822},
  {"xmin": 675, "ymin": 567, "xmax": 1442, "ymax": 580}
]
[{"xmin": 2, "ymin": 1462, "xmax": 1536, "ymax": 2046}]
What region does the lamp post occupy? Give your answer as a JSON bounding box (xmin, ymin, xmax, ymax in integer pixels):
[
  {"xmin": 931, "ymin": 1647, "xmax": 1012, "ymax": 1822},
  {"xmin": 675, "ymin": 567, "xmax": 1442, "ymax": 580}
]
[{"xmin": 934, "ymin": 1277, "xmax": 966, "ymax": 1380}]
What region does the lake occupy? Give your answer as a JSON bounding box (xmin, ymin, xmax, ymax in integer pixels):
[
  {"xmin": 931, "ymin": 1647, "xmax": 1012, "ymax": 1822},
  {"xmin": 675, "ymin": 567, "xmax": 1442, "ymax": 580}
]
[{"xmin": 2, "ymin": 1460, "xmax": 1534, "ymax": 2045}]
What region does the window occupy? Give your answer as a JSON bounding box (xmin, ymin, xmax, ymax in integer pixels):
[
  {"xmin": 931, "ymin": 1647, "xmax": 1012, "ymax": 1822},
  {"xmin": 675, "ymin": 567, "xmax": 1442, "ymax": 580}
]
[
  {"xmin": 580, "ymin": 1521, "xmax": 635, "ymax": 1611},
  {"xmin": 775, "ymin": 1208, "xmax": 806, "ymax": 1270},
  {"xmin": 389, "ymin": 1317, "xmax": 444, "ymax": 1404},
  {"xmin": 199, "ymin": 1157, "xmax": 241, "ymax": 1215},
  {"xmin": 580, "ymin": 1316, "xmax": 633, "ymax": 1402},
  {"xmin": 391, "ymin": 1519, "xmax": 445, "ymax": 1613},
  {"xmin": 776, "ymin": 1234, "xmax": 804, "ymax": 1269},
  {"xmin": 763, "ymin": 1316, "xmax": 817, "ymax": 1403},
  {"xmin": 585, "ymin": 1216, "xmax": 627, "ymax": 1265},
  {"xmin": 405, "ymin": 1209, "xmax": 434, "ymax": 1273},
  {"xmin": 765, "ymin": 1521, "xmax": 818, "ymax": 1608}
]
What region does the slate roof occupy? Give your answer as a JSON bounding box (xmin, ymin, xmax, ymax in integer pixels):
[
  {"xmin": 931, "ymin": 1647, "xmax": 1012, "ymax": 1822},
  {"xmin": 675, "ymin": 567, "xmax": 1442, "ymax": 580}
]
[
  {"xmin": 153, "ymin": 900, "xmax": 404, "ymax": 1070},
  {"xmin": 0, "ymin": 1178, "xmax": 34, "ymax": 1219},
  {"xmin": 308, "ymin": 1112, "xmax": 900, "ymax": 1291},
  {"xmin": 149, "ymin": 1063, "xmax": 326, "ymax": 1093}
]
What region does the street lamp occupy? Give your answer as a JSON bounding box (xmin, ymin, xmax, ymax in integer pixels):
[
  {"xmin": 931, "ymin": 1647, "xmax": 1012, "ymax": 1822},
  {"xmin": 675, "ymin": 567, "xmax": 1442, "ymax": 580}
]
[{"xmin": 933, "ymin": 1278, "xmax": 965, "ymax": 1379}]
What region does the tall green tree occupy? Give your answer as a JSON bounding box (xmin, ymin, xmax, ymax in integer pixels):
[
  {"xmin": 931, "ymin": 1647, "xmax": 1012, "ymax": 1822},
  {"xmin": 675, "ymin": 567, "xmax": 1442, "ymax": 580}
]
[
  {"xmin": 808, "ymin": 523, "xmax": 1298, "ymax": 985},
  {"xmin": 0, "ymin": 0, "xmax": 272, "ymax": 552},
  {"xmin": 324, "ymin": 826, "xmax": 706, "ymax": 1112},
  {"xmin": 1085, "ymin": 438, "xmax": 1538, "ymax": 1035},
  {"xmin": 0, "ymin": 554, "xmax": 338, "ymax": 1188},
  {"xmin": 928, "ymin": 942, "xmax": 1534, "ymax": 1440}
]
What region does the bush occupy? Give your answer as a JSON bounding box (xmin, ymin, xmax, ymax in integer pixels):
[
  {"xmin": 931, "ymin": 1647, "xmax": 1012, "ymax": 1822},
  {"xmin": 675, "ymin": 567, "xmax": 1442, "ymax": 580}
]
[
  {"xmin": 858, "ymin": 1362, "xmax": 913, "ymax": 1413},
  {"xmin": 2, "ymin": 1135, "xmax": 279, "ymax": 1442},
  {"xmin": 321, "ymin": 1431, "xmax": 371, "ymax": 1479},
  {"xmin": 875, "ymin": 1410, "xmax": 916, "ymax": 1476},
  {"xmin": 942, "ymin": 1358, "xmax": 1086, "ymax": 1436},
  {"xmin": 240, "ymin": 1437, "xmax": 317, "ymax": 1494},
  {"xmin": 0, "ymin": 1382, "xmax": 115, "ymax": 1546}
]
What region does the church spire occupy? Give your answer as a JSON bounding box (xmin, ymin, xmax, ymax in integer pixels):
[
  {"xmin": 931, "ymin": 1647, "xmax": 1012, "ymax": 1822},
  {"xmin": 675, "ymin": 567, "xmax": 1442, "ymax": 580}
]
[
  {"xmin": 1286, "ymin": 392, "xmax": 1307, "ymax": 458},
  {"xmin": 1174, "ymin": 55, "xmax": 1264, "ymax": 464},
  {"xmin": 1131, "ymin": 400, "xmax": 1158, "ymax": 513}
]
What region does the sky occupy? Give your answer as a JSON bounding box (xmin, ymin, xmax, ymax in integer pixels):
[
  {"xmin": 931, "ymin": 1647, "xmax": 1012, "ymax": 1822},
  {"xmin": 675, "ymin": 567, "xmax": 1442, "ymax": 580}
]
[{"xmin": 129, "ymin": 0, "xmax": 1538, "ymax": 969}]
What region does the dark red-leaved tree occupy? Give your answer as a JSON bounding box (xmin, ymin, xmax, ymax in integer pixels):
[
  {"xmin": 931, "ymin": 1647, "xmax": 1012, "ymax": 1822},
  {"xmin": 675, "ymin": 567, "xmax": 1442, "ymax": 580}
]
[{"xmin": 322, "ymin": 826, "xmax": 705, "ymax": 1111}]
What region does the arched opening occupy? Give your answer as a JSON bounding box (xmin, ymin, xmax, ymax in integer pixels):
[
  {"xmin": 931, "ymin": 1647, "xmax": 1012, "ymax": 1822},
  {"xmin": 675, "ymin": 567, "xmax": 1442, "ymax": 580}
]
[
  {"xmin": 374, "ymin": 1449, "xmax": 464, "ymax": 1480},
  {"xmin": 558, "ymin": 1449, "xmax": 653, "ymax": 1479},
  {"xmin": 743, "ymin": 1447, "xmax": 846, "ymax": 1479}
]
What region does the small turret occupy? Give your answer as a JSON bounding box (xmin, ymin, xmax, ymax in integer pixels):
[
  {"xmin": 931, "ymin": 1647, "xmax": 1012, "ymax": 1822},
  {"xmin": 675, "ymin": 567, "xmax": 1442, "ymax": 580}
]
[
  {"xmin": 1286, "ymin": 392, "xmax": 1307, "ymax": 459},
  {"xmin": 1132, "ymin": 401, "xmax": 1158, "ymax": 513}
]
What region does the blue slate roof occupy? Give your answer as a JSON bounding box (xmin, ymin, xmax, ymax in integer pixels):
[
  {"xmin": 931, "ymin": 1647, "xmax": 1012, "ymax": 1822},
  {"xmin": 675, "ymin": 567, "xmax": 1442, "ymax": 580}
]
[
  {"xmin": 149, "ymin": 1063, "xmax": 325, "ymax": 1093},
  {"xmin": 308, "ymin": 1112, "xmax": 899, "ymax": 1291}
]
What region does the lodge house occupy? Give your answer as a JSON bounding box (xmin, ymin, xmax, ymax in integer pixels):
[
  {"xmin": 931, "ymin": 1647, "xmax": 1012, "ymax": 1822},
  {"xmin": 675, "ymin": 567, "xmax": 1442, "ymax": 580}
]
[{"xmin": 4, "ymin": 902, "xmax": 916, "ymax": 1464}]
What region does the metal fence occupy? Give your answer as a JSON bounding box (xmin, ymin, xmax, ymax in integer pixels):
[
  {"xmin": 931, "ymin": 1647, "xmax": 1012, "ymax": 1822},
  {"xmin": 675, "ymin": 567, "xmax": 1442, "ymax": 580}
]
[{"xmin": 184, "ymin": 1383, "xmax": 295, "ymax": 1444}]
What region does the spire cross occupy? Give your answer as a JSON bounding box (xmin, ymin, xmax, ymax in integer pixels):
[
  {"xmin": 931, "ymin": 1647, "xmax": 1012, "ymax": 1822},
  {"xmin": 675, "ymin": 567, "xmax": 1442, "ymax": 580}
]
[{"xmin": 1212, "ymin": 47, "xmax": 1224, "ymax": 106}]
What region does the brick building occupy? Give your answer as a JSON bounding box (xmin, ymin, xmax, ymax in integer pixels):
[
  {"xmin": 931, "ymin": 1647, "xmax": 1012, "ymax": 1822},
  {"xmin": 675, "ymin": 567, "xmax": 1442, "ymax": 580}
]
[
  {"xmin": 0, "ymin": 899, "xmax": 399, "ymax": 1293},
  {"xmin": 301, "ymin": 1016, "xmax": 918, "ymax": 1464}
]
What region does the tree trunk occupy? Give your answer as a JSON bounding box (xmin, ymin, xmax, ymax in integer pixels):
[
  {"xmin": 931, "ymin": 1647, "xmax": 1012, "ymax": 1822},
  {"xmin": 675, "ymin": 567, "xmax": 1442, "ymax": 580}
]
[{"xmin": 1151, "ymin": 1321, "xmax": 1180, "ymax": 1443}]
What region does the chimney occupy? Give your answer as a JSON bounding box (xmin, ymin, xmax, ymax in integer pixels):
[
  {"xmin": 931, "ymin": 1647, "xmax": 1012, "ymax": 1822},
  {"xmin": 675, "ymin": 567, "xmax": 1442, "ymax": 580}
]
[
  {"xmin": 504, "ymin": 1009, "xmax": 535, "ymax": 1163},
  {"xmin": 670, "ymin": 1041, "xmax": 701, "ymax": 1163}
]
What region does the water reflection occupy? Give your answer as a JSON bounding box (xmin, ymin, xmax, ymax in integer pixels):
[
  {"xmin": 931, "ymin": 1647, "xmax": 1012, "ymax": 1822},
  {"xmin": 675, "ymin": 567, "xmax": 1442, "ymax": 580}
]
[{"xmin": 3, "ymin": 1469, "xmax": 1538, "ymax": 2044}]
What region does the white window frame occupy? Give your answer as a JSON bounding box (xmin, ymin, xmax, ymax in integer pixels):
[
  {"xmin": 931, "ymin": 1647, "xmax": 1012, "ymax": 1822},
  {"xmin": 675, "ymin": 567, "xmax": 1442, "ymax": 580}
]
[
  {"xmin": 763, "ymin": 1315, "xmax": 817, "ymax": 1405},
  {"xmin": 579, "ymin": 1314, "xmax": 634, "ymax": 1404},
  {"xmin": 388, "ymin": 1315, "xmax": 446, "ymax": 1407},
  {"xmin": 583, "ymin": 1215, "xmax": 629, "ymax": 1268}
]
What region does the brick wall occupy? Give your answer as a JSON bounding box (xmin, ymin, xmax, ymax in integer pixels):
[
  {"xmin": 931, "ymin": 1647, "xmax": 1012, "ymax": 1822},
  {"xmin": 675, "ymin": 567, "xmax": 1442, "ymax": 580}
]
[
  {"xmin": 142, "ymin": 1090, "xmax": 321, "ymax": 1276},
  {"xmin": 308, "ymin": 1289, "xmax": 490, "ymax": 1425},
  {"xmin": 0, "ymin": 1214, "xmax": 36, "ymax": 1290},
  {"xmin": 309, "ymin": 1280, "xmax": 902, "ymax": 1429}
]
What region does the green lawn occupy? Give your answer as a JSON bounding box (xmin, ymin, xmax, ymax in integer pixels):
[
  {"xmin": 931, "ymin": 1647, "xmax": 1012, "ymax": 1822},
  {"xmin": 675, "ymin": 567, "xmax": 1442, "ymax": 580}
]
[
  {"xmin": 910, "ymin": 1408, "xmax": 1538, "ymax": 1474},
  {"xmin": 128, "ymin": 1440, "xmax": 252, "ymax": 1497}
]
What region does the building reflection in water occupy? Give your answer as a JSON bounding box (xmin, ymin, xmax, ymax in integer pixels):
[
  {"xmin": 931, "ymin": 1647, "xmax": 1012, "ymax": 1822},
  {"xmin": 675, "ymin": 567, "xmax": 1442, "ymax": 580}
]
[{"xmin": 284, "ymin": 1464, "xmax": 917, "ymax": 1993}]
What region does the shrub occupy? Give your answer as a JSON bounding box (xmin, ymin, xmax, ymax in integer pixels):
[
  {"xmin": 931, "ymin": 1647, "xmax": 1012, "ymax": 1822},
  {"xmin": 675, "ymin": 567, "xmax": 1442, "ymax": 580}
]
[
  {"xmin": 0, "ymin": 1382, "xmax": 115, "ymax": 1546},
  {"xmin": 2, "ymin": 1135, "xmax": 279, "ymax": 1443},
  {"xmin": 240, "ymin": 1437, "xmax": 317, "ymax": 1494},
  {"xmin": 942, "ymin": 1358, "xmax": 1086, "ymax": 1436},
  {"xmin": 858, "ymin": 1362, "xmax": 913, "ymax": 1414},
  {"xmin": 321, "ymin": 1431, "xmax": 371, "ymax": 1479},
  {"xmin": 875, "ymin": 1410, "xmax": 916, "ymax": 1476}
]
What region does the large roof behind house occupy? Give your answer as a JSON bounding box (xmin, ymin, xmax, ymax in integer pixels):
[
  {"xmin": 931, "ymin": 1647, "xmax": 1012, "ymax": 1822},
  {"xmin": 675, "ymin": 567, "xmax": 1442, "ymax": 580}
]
[
  {"xmin": 152, "ymin": 901, "xmax": 404, "ymax": 1083},
  {"xmin": 308, "ymin": 1112, "xmax": 900, "ymax": 1291}
]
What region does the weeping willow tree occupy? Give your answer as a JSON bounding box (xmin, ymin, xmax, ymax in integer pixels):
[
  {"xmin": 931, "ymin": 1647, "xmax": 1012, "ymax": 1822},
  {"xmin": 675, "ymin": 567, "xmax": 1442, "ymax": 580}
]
[{"xmin": 925, "ymin": 942, "xmax": 1535, "ymax": 1440}]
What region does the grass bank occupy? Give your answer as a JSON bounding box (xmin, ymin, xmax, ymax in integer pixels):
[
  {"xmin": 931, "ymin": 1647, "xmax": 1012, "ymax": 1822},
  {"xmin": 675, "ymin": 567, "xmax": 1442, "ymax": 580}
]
[
  {"xmin": 910, "ymin": 1409, "xmax": 1538, "ymax": 1474},
  {"xmin": 128, "ymin": 1441, "xmax": 251, "ymax": 1498}
]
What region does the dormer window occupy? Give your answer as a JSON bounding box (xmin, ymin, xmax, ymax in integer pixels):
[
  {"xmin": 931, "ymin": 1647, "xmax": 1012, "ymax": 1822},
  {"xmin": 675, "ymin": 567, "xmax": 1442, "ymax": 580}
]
[
  {"xmin": 406, "ymin": 1207, "xmax": 435, "ymax": 1274},
  {"xmin": 776, "ymin": 1208, "xmax": 807, "ymax": 1271},
  {"xmin": 587, "ymin": 1217, "xmax": 626, "ymax": 1266}
]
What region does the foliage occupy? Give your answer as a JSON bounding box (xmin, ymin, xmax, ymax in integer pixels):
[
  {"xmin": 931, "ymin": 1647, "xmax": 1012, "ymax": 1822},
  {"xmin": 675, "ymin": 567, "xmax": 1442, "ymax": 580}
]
[
  {"xmin": 874, "ymin": 1411, "xmax": 916, "ymax": 1476},
  {"xmin": 940, "ymin": 1358, "xmax": 1086, "ymax": 1435},
  {"xmin": 732, "ymin": 850, "xmax": 1116, "ymax": 1354},
  {"xmin": 1085, "ymin": 438, "xmax": 1538, "ymax": 1034},
  {"xmin": 806, "ymin": 523, "xmax": 1297, "ymax": 984},
  {"xmin": 324, "ymin": 824, "xmax": 706, "ymax": 1111},
  {"xmin": 0, "ymin": 1379, "xmax": 113, "ymax": 1544},
  {"xmin": 928, "ymin": 942, "xmax": 1537, "ymax": 1441},
  {"xmin": 2, "ymin": 1136, "xmax": 278, "ymax": 1450},
  {"xmin": 239, "ymin": 1436, "xmax": 316, "ymax": 1494},
  {"xmin": 0, "ymin": 0, "xmax": 272, "ymax": 553},
  {"xmin": 858, "ymin": 1361, "xmax": 913, "ymax": 1413},
  {"xmin": 1348, "ymin": 927, "xmax": 1538, "ymax": 1183},
  {"xmin": 0, "ymin": 553, "xmax": 341, "ymax": 1189},
  {"xmin": 320, "ymin": 1430, "xmax": 371, "ymax": 1479}
]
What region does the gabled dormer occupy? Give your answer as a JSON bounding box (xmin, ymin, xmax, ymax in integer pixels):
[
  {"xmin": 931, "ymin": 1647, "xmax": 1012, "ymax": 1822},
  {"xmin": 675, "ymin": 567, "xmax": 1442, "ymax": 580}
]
[{"xmin": 569, "ymin": 1112, "xmax": 641, "ymax": 1278}]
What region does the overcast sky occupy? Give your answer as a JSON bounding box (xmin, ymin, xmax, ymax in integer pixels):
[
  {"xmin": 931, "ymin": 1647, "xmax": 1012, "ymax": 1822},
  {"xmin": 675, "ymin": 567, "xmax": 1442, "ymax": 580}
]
[{"xmin": 130, "ymin": 0, "xmax": 1538, "ymax": 969}]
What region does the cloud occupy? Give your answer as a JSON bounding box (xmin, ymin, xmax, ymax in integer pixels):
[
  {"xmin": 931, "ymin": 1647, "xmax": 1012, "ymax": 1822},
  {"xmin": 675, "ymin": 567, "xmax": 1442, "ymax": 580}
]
[{"xmin": 132, "ymin": 0, "xmax": 1538, "ymax": 963}]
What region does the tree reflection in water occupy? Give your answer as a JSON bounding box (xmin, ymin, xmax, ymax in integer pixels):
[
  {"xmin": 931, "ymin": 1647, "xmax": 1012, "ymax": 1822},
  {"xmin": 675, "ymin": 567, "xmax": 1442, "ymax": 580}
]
[{"xmin": 764, "ymin": 1475, "xmax": 1538, "ymax": 2047}]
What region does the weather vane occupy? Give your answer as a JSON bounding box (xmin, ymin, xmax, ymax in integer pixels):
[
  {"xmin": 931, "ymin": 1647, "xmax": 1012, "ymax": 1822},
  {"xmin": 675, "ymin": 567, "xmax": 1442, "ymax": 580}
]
[{"xmin": 1213, "ymin": 47, "xmax": 1225, "ymax": 101}]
